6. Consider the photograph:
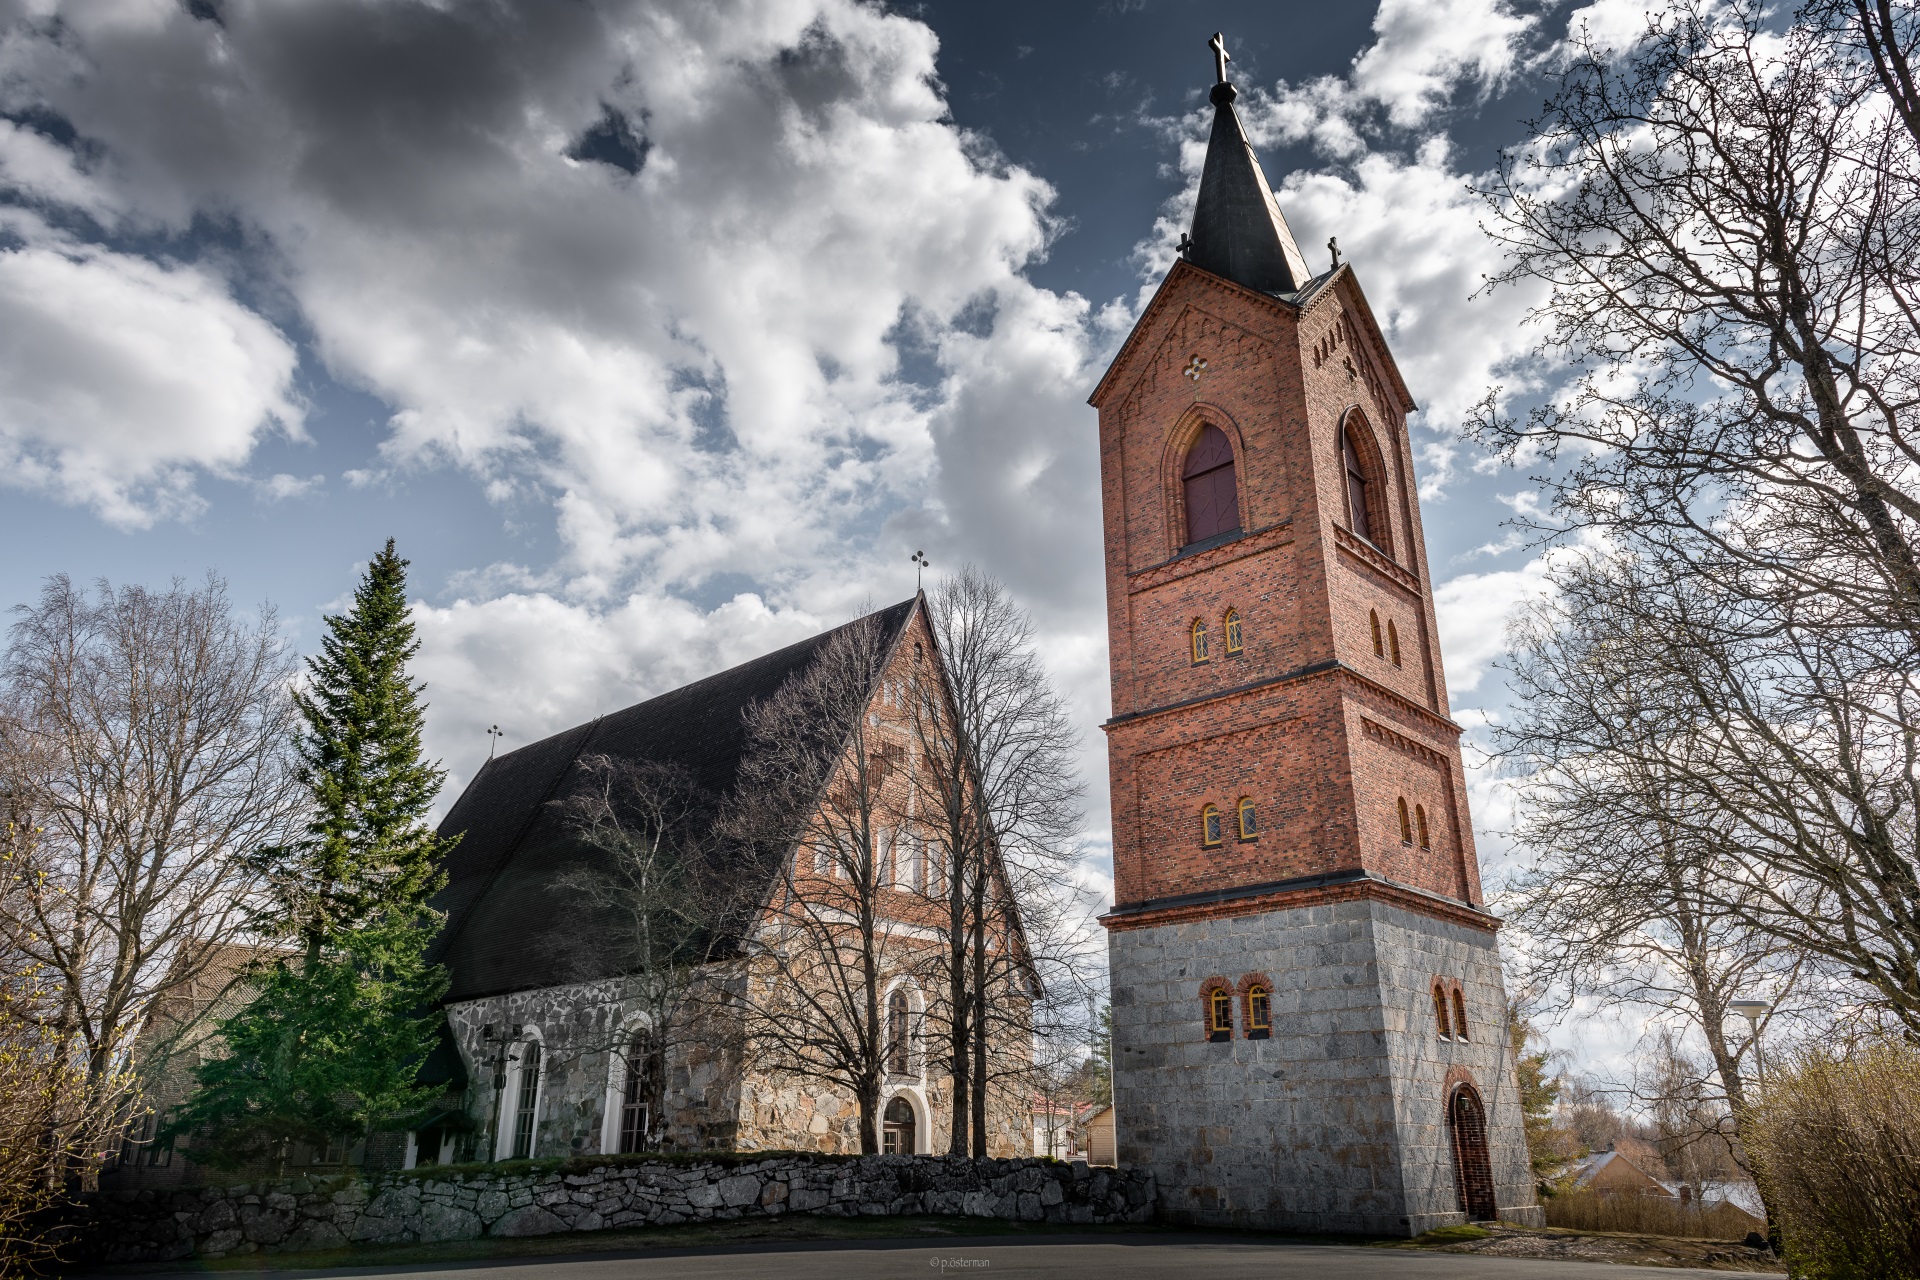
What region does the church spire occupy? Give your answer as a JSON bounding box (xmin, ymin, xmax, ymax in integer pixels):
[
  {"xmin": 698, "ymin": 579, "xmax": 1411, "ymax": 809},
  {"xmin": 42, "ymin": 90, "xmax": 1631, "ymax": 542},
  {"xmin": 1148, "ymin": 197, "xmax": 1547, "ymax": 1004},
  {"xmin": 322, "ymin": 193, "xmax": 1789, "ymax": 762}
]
[{"xmin": 1185, "ymin": 34, "xmax": 1313, "ymax": 295}]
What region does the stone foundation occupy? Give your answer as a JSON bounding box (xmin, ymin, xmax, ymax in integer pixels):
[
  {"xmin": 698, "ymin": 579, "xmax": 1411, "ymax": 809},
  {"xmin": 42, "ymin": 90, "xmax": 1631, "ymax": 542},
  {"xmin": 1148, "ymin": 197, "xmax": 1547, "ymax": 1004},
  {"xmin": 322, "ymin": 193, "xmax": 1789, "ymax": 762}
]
[{"xmin": 67, "ymin": 1154, "xmax": 1157, "ymax": 1264}]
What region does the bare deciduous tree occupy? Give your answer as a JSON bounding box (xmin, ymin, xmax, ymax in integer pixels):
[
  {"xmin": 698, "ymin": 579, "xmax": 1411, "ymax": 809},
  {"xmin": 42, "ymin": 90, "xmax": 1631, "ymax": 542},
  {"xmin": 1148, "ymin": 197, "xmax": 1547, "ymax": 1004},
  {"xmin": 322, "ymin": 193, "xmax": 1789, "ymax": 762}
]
[
  {"xmin": 0, "ymin": 575, "xmax": 301, "ymax": 1151},
  {"xmin": 730, "ymin": 614, "xmax": 918, "ymax": 1154},
  {"xmin": 909, "ymin": 567, "xmax": 1085, "ymax": 1156},
  {"xmin": 1474, "ymin": 1, "xmax": 1920, "ymax": 1029},
  {"xmin": 550, "ymin": 755, "xmax": 745, "ymax": 1151}
]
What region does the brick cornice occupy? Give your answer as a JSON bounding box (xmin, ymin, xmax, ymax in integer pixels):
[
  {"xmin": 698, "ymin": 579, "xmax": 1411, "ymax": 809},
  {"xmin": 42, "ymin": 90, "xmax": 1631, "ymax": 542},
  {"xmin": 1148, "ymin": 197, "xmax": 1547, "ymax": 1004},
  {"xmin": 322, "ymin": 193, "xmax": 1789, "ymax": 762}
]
[
  {"xmin": 1126, "ymin": 520, "xmax": 1295, "ymax": 594},
  {"xmin": 1100, "ymin": 868, "xmax": 1498, "ymax": 934},
  {"xmin": 1332, "ymin": 524, "xmax": 1420, "ymax": 597},
  {"xmin": 1104, "ymin": 659, "xmax": 1462, "ymax": 739}
]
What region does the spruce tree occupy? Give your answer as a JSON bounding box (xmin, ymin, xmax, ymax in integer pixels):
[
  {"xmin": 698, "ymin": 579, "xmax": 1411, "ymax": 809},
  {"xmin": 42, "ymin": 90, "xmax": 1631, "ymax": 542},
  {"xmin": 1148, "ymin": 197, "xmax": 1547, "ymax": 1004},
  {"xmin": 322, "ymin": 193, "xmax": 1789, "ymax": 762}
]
[
  {"xmin": 174, "ymin": 540, "xmax": 454, "ymax": 1166},
  {"xmin": 279, "ymin": 538, "xmax": 448, "ymax": 964}
]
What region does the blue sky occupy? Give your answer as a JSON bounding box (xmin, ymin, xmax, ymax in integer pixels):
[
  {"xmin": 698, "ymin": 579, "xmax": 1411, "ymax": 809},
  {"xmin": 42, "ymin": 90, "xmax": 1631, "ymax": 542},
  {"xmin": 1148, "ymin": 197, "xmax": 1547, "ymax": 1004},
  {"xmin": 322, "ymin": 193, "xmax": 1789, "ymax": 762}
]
[{"xmin": 0, "ymin": 0, "xmax": 1649, "ymax": 1073}]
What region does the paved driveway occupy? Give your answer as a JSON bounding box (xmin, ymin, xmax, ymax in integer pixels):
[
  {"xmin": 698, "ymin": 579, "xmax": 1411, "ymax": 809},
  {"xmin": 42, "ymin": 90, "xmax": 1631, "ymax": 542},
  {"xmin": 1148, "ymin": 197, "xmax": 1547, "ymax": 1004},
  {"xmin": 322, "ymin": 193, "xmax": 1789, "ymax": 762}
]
[{"xmin": 136, "ymin": 1235, "xmax": 1778, "ymax": 1280}]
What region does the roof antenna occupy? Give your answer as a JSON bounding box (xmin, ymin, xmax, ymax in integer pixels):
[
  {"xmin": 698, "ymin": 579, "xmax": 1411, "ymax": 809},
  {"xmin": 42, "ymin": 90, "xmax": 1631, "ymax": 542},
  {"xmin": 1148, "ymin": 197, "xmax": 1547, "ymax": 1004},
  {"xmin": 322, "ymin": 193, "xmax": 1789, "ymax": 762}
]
[
  {"xmin": 1328, "ymin": 237, "xmax": 1341, "ymax": 269},
  {"xmin": 486, "ymin": 724, "xmax": 504, "ymax": 759},
  {"xmin": 911, "ymin": 549, "xmax": 930, "ymax": 591}
]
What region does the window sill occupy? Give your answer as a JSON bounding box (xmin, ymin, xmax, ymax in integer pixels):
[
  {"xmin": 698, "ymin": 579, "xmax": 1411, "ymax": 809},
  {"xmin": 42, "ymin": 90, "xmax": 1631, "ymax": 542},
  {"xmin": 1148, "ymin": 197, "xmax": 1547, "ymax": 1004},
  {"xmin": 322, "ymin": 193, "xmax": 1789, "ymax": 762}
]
[
  {"xmin": 1206, "ymin": 1031, "xmax": 1231, "ymax": 1044},
  {"xmin": 1245, "ymin": 1029, "xmax": 1271, "ymax": 1041}
]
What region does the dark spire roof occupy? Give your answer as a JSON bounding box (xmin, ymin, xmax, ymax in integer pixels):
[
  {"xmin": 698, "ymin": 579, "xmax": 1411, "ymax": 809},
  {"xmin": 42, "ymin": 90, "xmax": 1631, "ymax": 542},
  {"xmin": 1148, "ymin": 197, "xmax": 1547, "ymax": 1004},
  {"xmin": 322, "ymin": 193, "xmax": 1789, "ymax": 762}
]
[
  {"xmin": 426, "ymin": 597, "xmax": 918, "ymax": 1002},
  {"xmin": 1186, "ymin": 44, "xmax": 1312, "ymax": 295}
]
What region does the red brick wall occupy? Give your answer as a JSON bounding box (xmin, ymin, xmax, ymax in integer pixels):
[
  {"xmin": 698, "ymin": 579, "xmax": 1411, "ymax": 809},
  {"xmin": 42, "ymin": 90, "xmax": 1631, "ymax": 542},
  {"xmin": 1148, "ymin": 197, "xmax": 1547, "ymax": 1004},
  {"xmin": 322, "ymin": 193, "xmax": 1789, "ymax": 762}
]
[{"xmin": 1094, "ymin": 262, "xmax": 1483, "ymax": 912}]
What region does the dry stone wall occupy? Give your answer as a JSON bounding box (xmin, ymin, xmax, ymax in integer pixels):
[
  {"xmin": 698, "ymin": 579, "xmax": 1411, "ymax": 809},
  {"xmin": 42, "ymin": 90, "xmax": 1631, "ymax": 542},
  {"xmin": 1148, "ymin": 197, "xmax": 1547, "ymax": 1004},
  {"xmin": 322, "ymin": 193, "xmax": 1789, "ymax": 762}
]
[{"xmin": 69, "ymin": 1154, "xmax": 1156, "ymax": 1264}]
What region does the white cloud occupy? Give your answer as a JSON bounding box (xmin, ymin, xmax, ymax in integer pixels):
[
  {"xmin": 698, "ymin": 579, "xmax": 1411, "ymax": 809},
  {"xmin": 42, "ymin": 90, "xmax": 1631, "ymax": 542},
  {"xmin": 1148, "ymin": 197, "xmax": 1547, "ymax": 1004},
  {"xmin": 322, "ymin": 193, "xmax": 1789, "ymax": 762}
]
[
  {"xmin": 1432, "ymin": 554, "xmax": 1553, "ymax": 694},
  {"xmin": 0, "ymin": 242, "xmax": 300, "ymax": 526},
  {"xmin": 1351, "ymin": 0, "xmax": 1537, "ymax": 127}
]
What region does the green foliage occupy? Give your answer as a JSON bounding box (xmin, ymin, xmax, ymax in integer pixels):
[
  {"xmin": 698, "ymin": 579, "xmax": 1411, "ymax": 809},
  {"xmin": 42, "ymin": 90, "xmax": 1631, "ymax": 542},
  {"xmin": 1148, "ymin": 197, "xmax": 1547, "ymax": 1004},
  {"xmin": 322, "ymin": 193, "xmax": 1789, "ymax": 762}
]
[
  {"xmin": 1510, "ymin": 1009, "xmax": 1578, "ymax": 1175},
  {"xmin": 261, "ymin": 538, "xmax": 451, "ymax": 952},
  {"xmin": 1746, "ymin": 1040, "xmax": 1920, "ymax": 1280},
  {"xmin": 1089, "ymin": 1002, "xmax": 1113, "ymax": 1108},
  {"xmin": 168, "ymin": 920, "xmax": 446, "ymax": 1168},
  {"xmin": 179, "ymin": 540, "xmax": 455, "ymax": 1166}
]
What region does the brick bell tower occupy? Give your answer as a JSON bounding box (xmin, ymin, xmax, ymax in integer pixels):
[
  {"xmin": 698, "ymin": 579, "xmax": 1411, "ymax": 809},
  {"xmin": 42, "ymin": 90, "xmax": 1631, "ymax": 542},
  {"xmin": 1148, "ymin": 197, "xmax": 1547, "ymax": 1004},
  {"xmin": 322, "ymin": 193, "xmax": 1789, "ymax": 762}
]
[{"xmin": 1091, "ymin": 36, "xmax": 1540, "ymax": 1235}]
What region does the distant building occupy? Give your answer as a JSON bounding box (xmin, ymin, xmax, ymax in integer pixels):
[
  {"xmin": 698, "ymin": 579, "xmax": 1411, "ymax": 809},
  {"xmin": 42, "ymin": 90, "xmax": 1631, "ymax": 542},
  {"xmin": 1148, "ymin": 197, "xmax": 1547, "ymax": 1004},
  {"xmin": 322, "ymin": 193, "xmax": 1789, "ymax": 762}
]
[{"xmin": 1565, "ymin": 1149, "xmax": 1675, "ymax": 1198}]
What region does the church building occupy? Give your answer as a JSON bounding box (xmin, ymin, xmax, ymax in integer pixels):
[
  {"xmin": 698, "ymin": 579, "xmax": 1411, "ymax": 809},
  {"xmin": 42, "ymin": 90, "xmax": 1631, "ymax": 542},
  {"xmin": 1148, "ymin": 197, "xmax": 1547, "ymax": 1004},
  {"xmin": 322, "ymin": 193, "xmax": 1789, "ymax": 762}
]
[
  {"xmin": 1092, "ymin": 38, "xmax": 1541, "ymax": 1234},
  {"xmin": 421, "ymin": 597, "xmax": 1029, "ymax": 1165}
]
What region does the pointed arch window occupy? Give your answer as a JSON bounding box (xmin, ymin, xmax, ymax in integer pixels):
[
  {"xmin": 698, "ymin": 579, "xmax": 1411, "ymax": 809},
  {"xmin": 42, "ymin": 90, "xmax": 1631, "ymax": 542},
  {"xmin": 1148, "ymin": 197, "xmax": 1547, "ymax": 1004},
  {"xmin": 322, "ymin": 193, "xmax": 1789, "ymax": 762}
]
[
  {"xmin": 1370, "ymin": 609, "xmax": 1384, "ymax": 657},
  {"xmin": 1451, "ymin": 988, "xmax": 1470, "ymax": 1042},
  {"xmin": 1342, "ymin": 426, "xmax": 1375, "ymax": 543},
  {"xmin": 1236, "ymin": 797, "xmax": 1258, "ymax": 841},
  {"xmin": 887, "ymin": 989, "xmax": 911, "ymax": 1076},
  {"xmin": 1190, "ymin": 619, "xmax": 1210, "ymax": 664},
  {"xmin": 1398, "ymin": 797, "xmax": 1413, "ymax": 844},
  {"xmin": 1201, "ymin": 804, "xmax": 1223, "ymax": 847},
  {"xmin": 1416, "ymin": 804, "xmax": 1431, "ymax": 850},
  {"xmin": 1434, "ymin": 984, "xmax": 1453, "ymax": 1041},
  {"xmin": 1223, "ymin": 608, "xmax": 1243, "ymax": 655},
  {"xmin": 1388, "ymin": 619, "xmax": 1402, "ymax": 667},
  {"xmin": 510, "ymin": 1038, "xmax": 542, "ymax": 1159},
  {"xmin": 1182, "ymin": 424, "xmax": 1240, "ymax": 545}
]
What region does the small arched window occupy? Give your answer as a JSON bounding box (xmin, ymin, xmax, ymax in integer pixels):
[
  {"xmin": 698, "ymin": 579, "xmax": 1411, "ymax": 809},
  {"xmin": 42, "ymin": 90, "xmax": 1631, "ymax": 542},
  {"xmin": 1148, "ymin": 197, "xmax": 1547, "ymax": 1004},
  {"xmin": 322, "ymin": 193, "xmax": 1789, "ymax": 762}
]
[
  {"xmin": 1342, "ymin": 427, "xmax": 1374, "ymax": 543},
  {"xmin": 1451, "ymin": 988, "xmax": 1470, "ymax": 1042},
  {"xmin": 1207, "ymin": 988, "xmax": 1233, "ymax": 1042},
  {"xmin": 1183, "ymin": 424, "xmax": 1240, "ymax": 545},
  {"xmin": 1398, "ymin": 797, "xmax": 1413, "ymax": 844},
  {"xmin": 1190, "ymin": 619, "xmax": 1210, "ymax": 664},
  {"xmin": 1223, "ymin": 608, "xmax": 1243, "ymax": 655},
  {"xmin": 1388, "ymin": 619, "xmax": 1402, "ymax": 667},
  {"xmin": 1370, "ymin": 609, "xmax": 1383, "ymax": 657},
  {"xmin": 1434, "ymin": 985, "xmax": 1453, "ymax": 1041},
  {"xmin": 1416, "ymin": 804, "xmax": 1431, "ymax": 850},
  {"xmin": 1201, "ymin": 804, "xmax": 1223, "ymax": 847},
  {"xmin": 1236, "ymin": 797, "xmax": 1258, "ymax": 840},
  {"xmin": 887, "ymin": 989, "xmax": 911, "ymax": 1075},
  {"xmin": 1245, "ymin": 985, "xmax": 1271, "ymax": 1040}
]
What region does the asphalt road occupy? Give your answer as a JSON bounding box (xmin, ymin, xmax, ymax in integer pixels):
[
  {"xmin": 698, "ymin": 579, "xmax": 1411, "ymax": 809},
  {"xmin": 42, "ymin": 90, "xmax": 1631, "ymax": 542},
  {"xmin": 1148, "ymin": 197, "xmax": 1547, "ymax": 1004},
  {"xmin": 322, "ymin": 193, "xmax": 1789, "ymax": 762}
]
[{"xmin": 135, "ymin": 1235, "xmax": 1778, "ymax": 1280}]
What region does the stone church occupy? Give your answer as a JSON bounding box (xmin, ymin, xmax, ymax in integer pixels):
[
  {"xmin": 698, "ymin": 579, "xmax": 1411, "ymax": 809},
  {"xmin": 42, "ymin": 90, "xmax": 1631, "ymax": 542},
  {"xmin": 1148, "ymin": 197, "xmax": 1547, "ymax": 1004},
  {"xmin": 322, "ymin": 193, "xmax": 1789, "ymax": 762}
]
[
  {"xmin": 420, "ymin": 597, "xmax": 1030, "ymax": 1167},
  {"xmin": 1090, "ymin": 42, "xmax": 1541, "ymax": 1233}
]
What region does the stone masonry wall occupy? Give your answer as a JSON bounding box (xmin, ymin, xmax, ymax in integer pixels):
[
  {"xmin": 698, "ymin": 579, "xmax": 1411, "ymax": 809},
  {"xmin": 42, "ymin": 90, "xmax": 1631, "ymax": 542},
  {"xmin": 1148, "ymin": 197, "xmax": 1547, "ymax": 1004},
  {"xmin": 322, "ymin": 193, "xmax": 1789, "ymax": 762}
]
[
  {"xmin": 68, "ymin": 1154, "xmax": 1156, "ymax": 1265},
  {"xmin": 1108, "ymin": 895, "xmax": 1539, "ymax": 1237}
]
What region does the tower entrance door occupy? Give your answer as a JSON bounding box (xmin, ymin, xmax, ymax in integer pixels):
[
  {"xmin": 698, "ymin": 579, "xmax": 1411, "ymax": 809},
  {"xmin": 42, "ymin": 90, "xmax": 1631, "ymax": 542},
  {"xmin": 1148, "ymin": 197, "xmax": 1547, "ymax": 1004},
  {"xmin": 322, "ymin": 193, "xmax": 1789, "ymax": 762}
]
[{"xmin": 1449, "ymin": 1086, "xmax": 1497, "ymax": 1220}]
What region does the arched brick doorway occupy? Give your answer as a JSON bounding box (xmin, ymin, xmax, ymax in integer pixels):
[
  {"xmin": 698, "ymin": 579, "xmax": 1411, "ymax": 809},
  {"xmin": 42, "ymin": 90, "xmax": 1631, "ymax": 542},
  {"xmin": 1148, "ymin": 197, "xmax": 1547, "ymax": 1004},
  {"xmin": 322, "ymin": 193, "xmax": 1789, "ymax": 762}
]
[{"xmin": 1448, "ymin": 1084, "xmax": 1497, "ymax": 1220}]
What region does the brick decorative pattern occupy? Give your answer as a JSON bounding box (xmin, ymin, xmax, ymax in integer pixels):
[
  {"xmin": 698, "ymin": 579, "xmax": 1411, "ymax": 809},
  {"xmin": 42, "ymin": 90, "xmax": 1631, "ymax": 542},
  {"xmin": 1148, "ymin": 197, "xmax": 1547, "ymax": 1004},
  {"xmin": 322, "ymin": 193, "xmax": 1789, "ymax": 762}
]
[{"xmin": 1091, "ymin": 261, "xmax": 1539, "ymax": 1235}]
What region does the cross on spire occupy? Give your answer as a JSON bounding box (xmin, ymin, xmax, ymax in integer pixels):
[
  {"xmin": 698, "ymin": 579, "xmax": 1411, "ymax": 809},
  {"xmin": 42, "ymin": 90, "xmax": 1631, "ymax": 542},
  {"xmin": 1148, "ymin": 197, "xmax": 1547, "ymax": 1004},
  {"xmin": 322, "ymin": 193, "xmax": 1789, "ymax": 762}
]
[{"xmin": 1209, "ymin": 32, "xmax": 1231, "ymax": 84}]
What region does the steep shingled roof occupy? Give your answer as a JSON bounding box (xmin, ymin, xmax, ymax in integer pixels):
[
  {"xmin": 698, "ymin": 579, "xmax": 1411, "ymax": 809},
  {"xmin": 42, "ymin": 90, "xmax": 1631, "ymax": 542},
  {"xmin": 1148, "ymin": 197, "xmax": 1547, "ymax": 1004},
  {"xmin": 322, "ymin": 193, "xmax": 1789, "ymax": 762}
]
[
  {"xmin": 427, "ymin": 597, "xmax": 918, "ymax": 1003},
  {"xmin": 1186, "ymin": 74, "xmax": 1312, "ymax": 296}
]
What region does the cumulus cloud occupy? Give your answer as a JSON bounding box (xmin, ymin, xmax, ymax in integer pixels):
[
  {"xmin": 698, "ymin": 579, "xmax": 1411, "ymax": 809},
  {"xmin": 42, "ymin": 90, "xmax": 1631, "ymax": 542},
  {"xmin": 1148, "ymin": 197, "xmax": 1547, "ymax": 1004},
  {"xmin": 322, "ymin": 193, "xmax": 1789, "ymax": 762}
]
[{"xmin": 0, "ymin": 241, "xmax": 300, "ymax": 525}]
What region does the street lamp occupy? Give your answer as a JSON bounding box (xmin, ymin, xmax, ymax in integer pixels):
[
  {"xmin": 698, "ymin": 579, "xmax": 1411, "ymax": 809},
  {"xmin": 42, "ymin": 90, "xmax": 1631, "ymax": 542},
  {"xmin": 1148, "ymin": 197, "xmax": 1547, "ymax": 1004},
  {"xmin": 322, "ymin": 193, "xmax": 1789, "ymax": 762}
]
[{"xmin": 1729, "ymin": 998, "xmax": 1771, "ymax": 1088}]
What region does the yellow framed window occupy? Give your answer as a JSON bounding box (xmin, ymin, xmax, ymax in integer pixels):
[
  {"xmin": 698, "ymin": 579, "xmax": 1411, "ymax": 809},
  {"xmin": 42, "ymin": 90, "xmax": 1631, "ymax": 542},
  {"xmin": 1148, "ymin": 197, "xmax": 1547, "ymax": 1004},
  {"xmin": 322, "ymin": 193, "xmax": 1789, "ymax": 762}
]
[
  {"xmin": 1398, "ymin": 797, "xmax": 1413, "ymax": 844},
  {"xmin": 1201, "ymin": 804, "xmax": 1222, "ymax": 847},
  {"xmin": 1236, "ymin": 797, "xmax": 1257, "ymax": 840},
  {"xmin": 1245, "ymin": 985, "xmax": 1271, "ymax": 1040},
  {"xmin": 1190, "ymin": 619, "xmax": 1210, "ymax": 664},
  {"xmin": 1207, "ymin": 988, "xmax": 1232, "ymax": 1041},
  {"xmin": 1223, "ymin": 608, "xmax": 1243, "ymax": 654}
]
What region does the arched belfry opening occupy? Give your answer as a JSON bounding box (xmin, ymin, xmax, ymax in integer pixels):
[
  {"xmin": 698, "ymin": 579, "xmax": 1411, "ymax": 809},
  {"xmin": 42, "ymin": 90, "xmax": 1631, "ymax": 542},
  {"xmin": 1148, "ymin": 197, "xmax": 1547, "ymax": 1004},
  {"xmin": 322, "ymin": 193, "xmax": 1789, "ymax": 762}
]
[{"xmin": 1182, "ymin": 424, "xmax": 1240, "ymax": 546}]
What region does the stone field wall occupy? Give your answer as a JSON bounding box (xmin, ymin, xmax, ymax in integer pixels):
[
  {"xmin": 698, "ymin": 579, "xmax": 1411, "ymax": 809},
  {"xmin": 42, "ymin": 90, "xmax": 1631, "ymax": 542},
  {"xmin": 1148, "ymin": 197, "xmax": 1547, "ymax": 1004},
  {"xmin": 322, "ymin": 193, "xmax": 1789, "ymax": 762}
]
[{"xmin": 67, "ymin": 1154, "xmax": 1157, "ymax": 1264}]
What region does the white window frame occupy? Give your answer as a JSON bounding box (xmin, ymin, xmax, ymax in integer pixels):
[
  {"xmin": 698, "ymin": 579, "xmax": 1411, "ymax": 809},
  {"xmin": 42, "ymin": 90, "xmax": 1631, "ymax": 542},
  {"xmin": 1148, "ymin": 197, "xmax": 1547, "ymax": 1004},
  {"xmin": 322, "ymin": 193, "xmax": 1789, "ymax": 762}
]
[
  {"xmin": 599, "ymin": 1015, "xmax": 654, "ymax": 1155},
  {"xmin": 495, "ymin": 1026, "xmax": 546, "ymax": 1161}
]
